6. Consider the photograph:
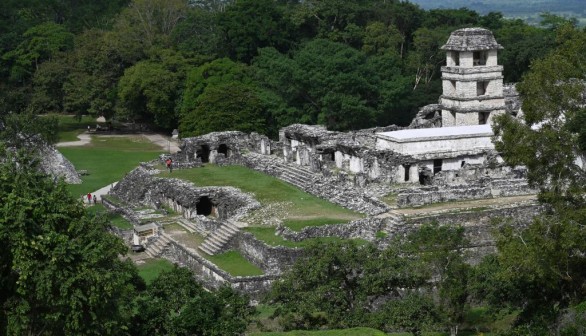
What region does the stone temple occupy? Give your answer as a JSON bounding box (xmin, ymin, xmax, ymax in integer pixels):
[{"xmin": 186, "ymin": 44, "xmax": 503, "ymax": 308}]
[
  {"xmin": 106, "ymin": 28, "xmax": 537, "ymax": 297},
  {"xmin": 376, "ymin": 27, "xmax": 507, "ymax": 185}
]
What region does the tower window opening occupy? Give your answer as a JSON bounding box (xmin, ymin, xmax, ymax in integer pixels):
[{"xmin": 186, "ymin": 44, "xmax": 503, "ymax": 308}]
[
  {"xmin": 404, "ymin": 164, "xmax": 411, "ymax": 182},
  {"xmin": 477, "ymin": 81, "xmax": 489, "ymax": 96},
  {"xmin": 473, "ymin": 51, "xmax": 487, "ymax": 66},
  {"xmin": 451, "ymin": 51, "xmax": 460, "ymax": 66},
  {"xmin": 479, "ymin": 112, "xmax": 490, "ymax": 125}
]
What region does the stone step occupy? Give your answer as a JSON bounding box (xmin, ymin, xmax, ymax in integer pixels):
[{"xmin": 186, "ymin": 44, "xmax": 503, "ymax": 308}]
[
  {"xmin": 281, "ymin": 167, "xmax": 312, "ymax": 180},
  {"xmin": 176, "ymin": 218, "xmax": 198, "ymax": 234},
  {"xmin": 198, "ymin": 222, "xmax": 241, "ymax": 256},
  {"xmin": 145, "ymin": 234, "xmax": 171, "ymax": 258},
  {"xmin": 198, "ymin": 244, "xmax": 214, "ymax": 256},
  {"xmin": 281, "ymin": 172, "xmax": 307, "ymax": 185},
  {"xmin": 279, "ymin": 174, "xmax": 307, "ymax": 189}
]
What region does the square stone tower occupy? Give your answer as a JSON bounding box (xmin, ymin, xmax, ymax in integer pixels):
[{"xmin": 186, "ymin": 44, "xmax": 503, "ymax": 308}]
[{"xmin": 440, "ymin": 28, "xmax": 505, "ymax": 127}]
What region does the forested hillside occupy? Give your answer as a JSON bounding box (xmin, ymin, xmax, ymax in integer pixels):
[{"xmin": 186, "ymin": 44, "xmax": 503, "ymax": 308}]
[
  {"xmin": 0, "ymin": 0, "xmax": 571, "ymax": 138},
  {"xmin": 409, "ymin": 0, "xmax": 586, "ymax": 25}
]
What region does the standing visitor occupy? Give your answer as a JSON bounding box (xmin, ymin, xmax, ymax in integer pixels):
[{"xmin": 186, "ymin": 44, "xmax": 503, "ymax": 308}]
[{"xmin": 166, "ymin": 158, "xmax": 173, "ymax": 173}]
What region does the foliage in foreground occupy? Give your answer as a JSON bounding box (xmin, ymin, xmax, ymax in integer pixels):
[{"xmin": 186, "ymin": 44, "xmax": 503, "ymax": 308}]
[
  {"xmin": 0, "ymin": 143, "xmax": 255, "ymax": 335},
  {"xmin": 491, "ymin": 24, "xmax": 586, "ymax": 333},
  {"xmin": 269, "ymin": 223, "xmax": 467, "ymax": 335}
]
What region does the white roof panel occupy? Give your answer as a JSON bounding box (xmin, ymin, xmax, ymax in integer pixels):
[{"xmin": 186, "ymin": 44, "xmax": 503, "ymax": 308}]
[{"xmin": 377, "ymin": 125, "xmax": 493, "ymax": 140}]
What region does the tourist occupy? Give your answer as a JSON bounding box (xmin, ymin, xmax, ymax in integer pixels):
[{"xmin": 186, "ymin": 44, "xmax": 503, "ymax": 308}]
[
  {"xmin": 87, "ymin": 193, "xmax": 92, "ymax": 203},
  {"xmin": 92, "ymin": 194, "xmax": 97, "ymax": 205},
  {"xmin": 166, "ymin": 158, "xmax": 173, "ymax": 173}
]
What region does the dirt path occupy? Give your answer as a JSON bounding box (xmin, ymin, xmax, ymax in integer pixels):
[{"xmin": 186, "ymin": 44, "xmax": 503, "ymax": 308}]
[
  {"xmin": 393, "ymin": 194, "xmax": 538, "ymax": 215},
  {"xmin": 56, "ymin": 132, "xmax": 180, "ymax": 153}
]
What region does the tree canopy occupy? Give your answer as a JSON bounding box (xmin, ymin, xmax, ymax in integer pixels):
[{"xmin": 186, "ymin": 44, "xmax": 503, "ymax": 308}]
[{"xmin": 0, "ymin": 0, "xmax": 561, "ymax": 136}]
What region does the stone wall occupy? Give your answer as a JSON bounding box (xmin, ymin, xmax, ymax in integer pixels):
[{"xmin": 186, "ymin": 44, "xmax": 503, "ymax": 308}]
[
  {"xmin": 110, "ymin": 166, "xmax": 260, "ymax": 221},
  {"xmin": 162, "ymin": 240, "xmax": 278, "ymax": 299},
  {"xmin": 404, "ymin": 203, "xmax": 542, "ymax": 262},
  {"xmin": 278, "ymin": 217, "xmax": 386, "ymax": 242},
  {"xmin": 396, "ymin": 178, "xmax": 535, "ymax": 208},
  {"xmin": 228, "ymin": 232, "xmax": 304, "ymax": 275},
  {"xmin": 39, "ymin": 141, "xmax": 81, "ymax": 184}
]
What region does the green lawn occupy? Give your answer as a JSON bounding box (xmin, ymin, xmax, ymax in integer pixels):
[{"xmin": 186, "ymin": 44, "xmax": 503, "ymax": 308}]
[
  {"xmin": 54, "ymin": 114, "xmax": 98, "ymax": 142},
  {"xmin": 59, "ymin": 136, "xmax": 163, "ymax": 196},
  {"xmin": 205, "ymin": 250, "xmax": 264, "ymax": 276},
  {"xmin": 136, "ymin": 258, "xmax": 175, "ymax": 285},
  {"xmin": 86, "ymin": 204, "xmax": 133, "ymax": 229},
  {"xmin": 165, "ymin": 165, "xmax": 361, "ymax": 220},
  {"xmin": 248, "ymin": 328, "xmax": 388, "ymax": 336}
]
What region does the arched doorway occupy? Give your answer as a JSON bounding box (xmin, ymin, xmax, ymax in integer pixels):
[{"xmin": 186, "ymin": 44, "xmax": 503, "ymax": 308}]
[
  {"xmin": 196, "ymin": 196, "xmax": 213, "ymax": 216},
  {"xmin": 218, "ymin": 144, "xmax": 229, "ymax": 158},
  {"xmin": 197, "ymin": 145, "xmax": 210, "ymax": 163}
]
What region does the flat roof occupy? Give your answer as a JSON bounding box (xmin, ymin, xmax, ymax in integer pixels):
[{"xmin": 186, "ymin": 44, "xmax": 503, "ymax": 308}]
[{"xmin": 377, "ymin": 125, "xmax": 493, "ymax": 141}]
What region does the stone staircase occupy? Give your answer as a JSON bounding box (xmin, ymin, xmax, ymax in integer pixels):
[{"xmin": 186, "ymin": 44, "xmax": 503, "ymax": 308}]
[
  {"xmin": 199, "ymin": 221, "xmax": 240, "ymax": 256},
  {"xmin": 146, "ymin": 233, "xmax": 171, "ymax": 258},
  {"xmin": 375, "ymin": 210, "xmax": 406, "ymax": 235},
  {"xmin": 276, "ymin": 163, "xmax": 316, "ymax": 189}
]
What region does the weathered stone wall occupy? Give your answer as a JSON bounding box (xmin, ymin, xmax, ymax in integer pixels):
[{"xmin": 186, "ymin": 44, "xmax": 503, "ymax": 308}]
[
  {"xmin": 396, "ymin": 178, "xmax": 535, "ymax": 208},
  {"xmin": 404, "ymin": 203, "xmax": 542, "ymax": 263},
  {"xmin": 228, "ymin": 232, "xmax": 304, "ymax": 275},
  {"xmin": 39, "ymin": 142, "xmax": 81, "ymax": 184},
  {"xmin": 162, "ymin": 240, "xmax": 278, "ymax": 298},
  {"xmin": 278, "ymin": 217, "xmax": 386, "ymax": 242},
  {"xmin": 110, "ymin": 166, "xmax": 260, "ymax": 221}
]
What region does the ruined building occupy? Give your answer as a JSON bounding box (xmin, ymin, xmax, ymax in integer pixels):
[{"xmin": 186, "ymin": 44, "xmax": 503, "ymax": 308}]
[
  {"xmin": 171, "ymin": 28, "xmax": 531, "ymax": 208},
  {"xmin": 107, "ymin": 28, "xmax": 537, "ymax": 296}
]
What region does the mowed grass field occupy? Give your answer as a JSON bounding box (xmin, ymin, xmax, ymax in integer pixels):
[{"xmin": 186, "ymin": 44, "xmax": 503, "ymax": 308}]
[
  {"xmin": 59, "ymin": 136, "xmax": 163, "ymax": 196},
  {"xmin": 53, "ymin": 114, "xmax": 97, "ymax": 142},
  {"xmin": 136, "ymin": 258, "xmax": 175, "ymax": 285}
]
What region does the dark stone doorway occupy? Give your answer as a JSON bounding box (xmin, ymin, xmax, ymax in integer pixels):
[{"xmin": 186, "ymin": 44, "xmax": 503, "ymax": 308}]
[
  {"xmin": 196, "ymin": 196, "xmax": 213, "ymax": 216},
  {"xmin": 218, "ymin": 144, "xmax": 229, "ymax": 157},
  {"xmin": 197, "ymin": 145, "xmax": 210, "ymax": 163}
]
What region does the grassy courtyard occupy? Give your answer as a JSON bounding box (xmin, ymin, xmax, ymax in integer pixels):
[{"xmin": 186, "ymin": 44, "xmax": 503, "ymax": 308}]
[
  {"xmin": 136, "ymin": 258, "xmax": 175, "ymax": 285},
  {"xmin": 59, "ymin": 136, "xmax": 163, "ymax": 196},
  {"xmin": 164, "ymin": 165, "xmax": 363, "ymax": 246},
  {"xmin": 164, "ymin": 165, "xmax": 361, "ymax": 221}
]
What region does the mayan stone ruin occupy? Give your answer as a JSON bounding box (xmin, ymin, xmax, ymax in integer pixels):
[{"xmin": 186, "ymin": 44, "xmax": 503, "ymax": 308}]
[{"xmin": 104, "ymin": 28, "xmax": 540, "ymax": 296}]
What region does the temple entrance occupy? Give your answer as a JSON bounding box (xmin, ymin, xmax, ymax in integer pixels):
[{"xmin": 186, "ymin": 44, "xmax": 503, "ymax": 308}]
[
  {"xmin": 218, "ymin": 144, "xmax": 229, "ymax": 157},
  {"xmin": 196, "ymin": 196, "xmax": 213, "ymax": 216},
  {"xmin": 433, "ymin": 159, "xmax": 443, "ymax": 175},
  {"xmin": 197, "ymin": 145, "xmax": 210, "ymax": 163}
]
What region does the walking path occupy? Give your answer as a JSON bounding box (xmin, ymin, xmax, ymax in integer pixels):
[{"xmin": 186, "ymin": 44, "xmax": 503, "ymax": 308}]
[{"xmin": 56, "ymin": 131, "xmax": 180, "ymax": 153}]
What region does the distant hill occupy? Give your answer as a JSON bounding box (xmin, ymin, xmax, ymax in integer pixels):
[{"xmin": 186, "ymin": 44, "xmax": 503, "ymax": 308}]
[{"xmin": 409, "ymin": 0, "xmax": 585, "ymax": 24}]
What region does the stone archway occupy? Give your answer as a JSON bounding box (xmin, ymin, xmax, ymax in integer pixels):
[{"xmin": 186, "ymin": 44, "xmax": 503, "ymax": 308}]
[
  {"xmin": 197, "ymin": 145, "xmax": 210, "ymax": 163},
  {"xmin": 196, "ymin": 196, "xmax": 213, "ymax": 216},
  {"xmin": 218, "ymin": 144, "xmax": 229, "ymax": 158}
]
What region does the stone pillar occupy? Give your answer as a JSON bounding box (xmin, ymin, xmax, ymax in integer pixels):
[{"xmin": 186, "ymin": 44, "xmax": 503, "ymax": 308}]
[{"xmin": 410, "ymin": 165, "xmax": 419, "ymax": 183}]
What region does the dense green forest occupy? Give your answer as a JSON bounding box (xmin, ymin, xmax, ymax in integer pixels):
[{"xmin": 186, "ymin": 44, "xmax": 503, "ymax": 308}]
[
  {"xmin": 1, "ymin": 1, "xmax": 586, "ymax": 335},
  {"xmin": 0, "ymin": 0, "xmax": 574, "ymax": 138}
]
